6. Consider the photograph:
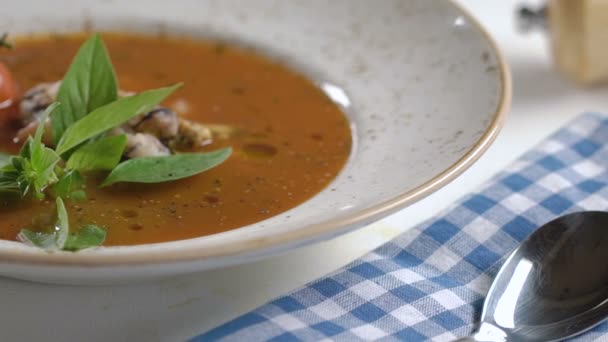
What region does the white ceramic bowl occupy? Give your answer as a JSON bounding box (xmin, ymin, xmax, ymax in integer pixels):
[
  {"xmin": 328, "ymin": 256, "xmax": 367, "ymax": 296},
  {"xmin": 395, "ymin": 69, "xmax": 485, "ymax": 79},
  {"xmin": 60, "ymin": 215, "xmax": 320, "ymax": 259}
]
[{"xmin": 0, "ymin": 0, "xmax": 510, "ymax": 284}]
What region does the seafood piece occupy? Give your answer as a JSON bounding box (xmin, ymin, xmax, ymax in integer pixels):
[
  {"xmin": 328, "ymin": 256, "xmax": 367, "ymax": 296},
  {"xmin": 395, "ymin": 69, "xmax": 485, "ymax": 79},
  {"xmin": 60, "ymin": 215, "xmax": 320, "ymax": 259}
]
[
  {"xmin": 133, "ymin": 107, "xmax": 179, "ymax": 140},
  {"xmin": 206, "ymin": 124, "xmax": 243, "ymax": 140},
  {"xmin": 14, "ymin": 81, "xmax": 241, "ymax": 158},
  {"xmin": 124, "ymin": 133, "xmax": 170, "ymax": 158},
  {"xmin": 172, "ymin": 119, "xmax": 213, "ymax": 148},
  {"xmin": 18, "ymin": 81, "xmax": 60, "ymax": 124}
]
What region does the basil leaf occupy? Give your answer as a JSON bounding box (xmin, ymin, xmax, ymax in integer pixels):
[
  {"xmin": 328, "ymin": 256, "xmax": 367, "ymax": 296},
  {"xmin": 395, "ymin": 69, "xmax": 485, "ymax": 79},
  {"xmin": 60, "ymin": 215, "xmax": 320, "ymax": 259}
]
[
  {"xmin": 22, "ymin": 103, "xmax": 61, "ymax": 198},
  {"xmin": 33, "ymin": 103, "xmax": 59, "ymax": 152},
  {"xmin": 10, "ymin": 157, "xmax": 32, "ymax": 196},
  {"xmin": 0, "ymin": 153, "xmax": 12, "ymax": 168},
  {"xmin": 63, "ymin": 225, "xmax": 106, "ymax": 251},
  {"xmin": 19, "ymin": 210, "xmax": 105, "ymax": 252},
  {"xmin": 55, "ymin": 197, "xmax": 69, "ymax": 249},
  {"xmin": 18, "ymin": 197, "xmax": 69, "ymax": 251},
  {"xmin": 30, "ymin": 103, "xmax": 60, "ymax": 171},
  {"xmin": 30, "ymin": 147, "xmax": 60, "ymax": 199},
  {"xmin": 52, "ymin": 33, "xmax": 118, "ymax": 143},
  {"xmin": 66, "ymin": 134, "xmax": 127, "ymax": 171},
  {"xmin": 52, "ymin": 170, "xmax": 86, "ymax": 200},
  {"xmin": 102, "ymin": 147, "xmax": 232, "ymax": 186},
  {"xmin": 0, "ymin": 156, "xmax": 18, "ymax": 195},
  {"xmin": 56, "ymin": 84, "xmax": 181, "ymax": 155},
  {"xmin": 0, "ymin": 169, "xmax": 20, "ymax": 195},
  {"xmin": 19, "ymin": 138, "xmax": 31, "ymax": 159},
  {"xmin": 17, "ymin": 229, "xmax": 57, "ymax": 250}
]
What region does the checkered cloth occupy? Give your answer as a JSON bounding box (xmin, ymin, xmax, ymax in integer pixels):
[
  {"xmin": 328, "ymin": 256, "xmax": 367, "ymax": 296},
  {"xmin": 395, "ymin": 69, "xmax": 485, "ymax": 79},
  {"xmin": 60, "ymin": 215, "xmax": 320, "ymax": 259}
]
[{"xmin": 192, "ymin": 113, "xmax": 608, "ymax": 341}]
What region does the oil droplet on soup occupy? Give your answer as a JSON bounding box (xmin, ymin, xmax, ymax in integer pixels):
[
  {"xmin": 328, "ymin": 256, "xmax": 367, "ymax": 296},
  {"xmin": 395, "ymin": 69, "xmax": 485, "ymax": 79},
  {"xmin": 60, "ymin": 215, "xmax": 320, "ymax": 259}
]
[{"xmin": 0, "ymin": 32, "xmax": 352, "ymax": 245}]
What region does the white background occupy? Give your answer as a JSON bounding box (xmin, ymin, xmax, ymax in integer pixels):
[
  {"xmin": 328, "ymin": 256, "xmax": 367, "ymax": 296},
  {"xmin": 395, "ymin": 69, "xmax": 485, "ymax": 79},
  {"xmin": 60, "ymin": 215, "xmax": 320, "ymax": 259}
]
[{"xmin": 2, "ymin": 0, "xmax": 608, "ymax": 341}]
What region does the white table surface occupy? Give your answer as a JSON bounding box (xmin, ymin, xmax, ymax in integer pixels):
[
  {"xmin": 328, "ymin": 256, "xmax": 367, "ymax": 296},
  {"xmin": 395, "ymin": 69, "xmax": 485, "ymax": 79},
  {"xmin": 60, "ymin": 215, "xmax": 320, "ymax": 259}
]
[{"xmin": 3, "ymin": 1, "xmax": 608, "ymax": 341}]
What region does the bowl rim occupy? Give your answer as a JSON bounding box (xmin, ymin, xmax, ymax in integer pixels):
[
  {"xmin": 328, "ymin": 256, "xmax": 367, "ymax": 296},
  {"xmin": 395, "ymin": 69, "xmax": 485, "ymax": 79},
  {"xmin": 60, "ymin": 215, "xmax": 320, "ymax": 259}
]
[{"xmin": 0, "ymin": 0, "xmax": 511, "ymax": 267}]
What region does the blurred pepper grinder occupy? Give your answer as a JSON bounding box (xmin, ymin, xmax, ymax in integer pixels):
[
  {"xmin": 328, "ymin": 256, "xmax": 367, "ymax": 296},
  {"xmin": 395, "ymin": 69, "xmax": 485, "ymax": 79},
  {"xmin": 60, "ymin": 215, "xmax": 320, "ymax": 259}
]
[{"xmin": 520, "ymin": 0, "xmax": 608, "ymax": 85}]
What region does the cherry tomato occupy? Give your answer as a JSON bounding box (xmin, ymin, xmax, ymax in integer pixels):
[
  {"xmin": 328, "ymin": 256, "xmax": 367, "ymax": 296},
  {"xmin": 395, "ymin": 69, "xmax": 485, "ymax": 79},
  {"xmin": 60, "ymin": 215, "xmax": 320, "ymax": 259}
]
[{"xmin": 0, "ymin": 62, "xmax": 20, "ymax": 123}]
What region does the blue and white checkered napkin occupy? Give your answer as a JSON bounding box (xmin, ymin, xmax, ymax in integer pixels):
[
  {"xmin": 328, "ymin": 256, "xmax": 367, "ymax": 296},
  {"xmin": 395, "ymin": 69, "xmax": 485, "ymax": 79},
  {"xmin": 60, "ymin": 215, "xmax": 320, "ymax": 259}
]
[{"xmin": 193, "ymin": 113, "xmax": 608, "ymax": 342}]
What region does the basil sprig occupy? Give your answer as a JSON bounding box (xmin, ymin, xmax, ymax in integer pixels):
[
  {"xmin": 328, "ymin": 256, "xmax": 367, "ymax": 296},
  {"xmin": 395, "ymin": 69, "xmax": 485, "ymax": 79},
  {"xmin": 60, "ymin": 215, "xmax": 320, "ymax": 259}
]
[
  {"xmin": 0, "ymin": 33, "xmax": 232, "ymax": 251},
  {"xmin": 3, "ymin": 103, "xmax": 62, "ymax": 199}
]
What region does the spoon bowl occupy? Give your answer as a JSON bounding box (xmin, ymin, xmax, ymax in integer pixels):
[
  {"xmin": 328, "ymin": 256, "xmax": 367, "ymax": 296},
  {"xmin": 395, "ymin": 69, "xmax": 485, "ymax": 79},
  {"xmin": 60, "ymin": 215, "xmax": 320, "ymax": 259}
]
[{"xmin": 461, "ymin": 211, "xmax": 608, "ymax": 342}]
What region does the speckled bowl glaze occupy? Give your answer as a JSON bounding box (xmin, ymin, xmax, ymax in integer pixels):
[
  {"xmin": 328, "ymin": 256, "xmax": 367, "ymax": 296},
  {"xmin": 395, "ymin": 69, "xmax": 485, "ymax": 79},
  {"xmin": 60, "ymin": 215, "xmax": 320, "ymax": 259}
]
[{"xmin": 0, "ymin": 0, "xmax": 510, "ymax": 284}]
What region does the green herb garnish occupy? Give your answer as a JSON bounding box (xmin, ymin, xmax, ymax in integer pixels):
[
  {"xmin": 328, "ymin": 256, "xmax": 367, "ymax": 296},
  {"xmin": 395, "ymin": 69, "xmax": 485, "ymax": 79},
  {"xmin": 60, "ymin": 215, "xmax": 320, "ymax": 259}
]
[
  {"xmin": 0, "ymin": 152, "xmax": 11, "ymax": 168},
  {"xmin": 0, "ymin": 171, "xmax": 20, "ymax": 195},
  {"xmin": 52, "ymin": 33, "xmax": 118, "ymax": 143},
  {"xmin": 18, "ymin": 197, "xmax": 106, "ymax": 251},
  {"xmin": 63, "ymin": 225, "xmax": 107, "ymax": 251},
  {"xmin": 7, "ymin": 103, "xmax": 61, "ymax": 199},
  {"xmin": 52, "ymin": 169, "xmax": 86, "ymax": 200},
  {"xmin": 18, "ymin": 229, "xmax": 58, "ymax": 251},
  {"xmin": 102, "ymin": 147, "xmax": 232, "ymax": 186},
  {"xmin": 66, "ymin": 134, "xmax": 127, "ymax": 171},
  {"xmin": 56, "ymin": 84, "xmax": 181, "ymax": 155},
  {"xmin": 0, "ymin": 33, "xmax": 231, "ymax": 252},
  {"xmin": 18, "ymin": 197, "xmax": 69, "ymax": 251}
]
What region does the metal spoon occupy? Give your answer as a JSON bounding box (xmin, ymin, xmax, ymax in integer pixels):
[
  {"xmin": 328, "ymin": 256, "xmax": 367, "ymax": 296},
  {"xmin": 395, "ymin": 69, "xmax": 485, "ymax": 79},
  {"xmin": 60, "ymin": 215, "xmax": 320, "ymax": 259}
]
[{"xmin": 457, "ymin": 211, "xmax": 608, "ymax": 342}]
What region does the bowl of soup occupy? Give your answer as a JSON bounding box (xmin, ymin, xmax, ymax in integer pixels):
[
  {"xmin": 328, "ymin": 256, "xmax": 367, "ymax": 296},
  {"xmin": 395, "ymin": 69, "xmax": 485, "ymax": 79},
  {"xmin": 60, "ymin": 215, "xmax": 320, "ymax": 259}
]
[{"xmin": 0, "ymin": 0, "xmax": 510, "ymax": 284}]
